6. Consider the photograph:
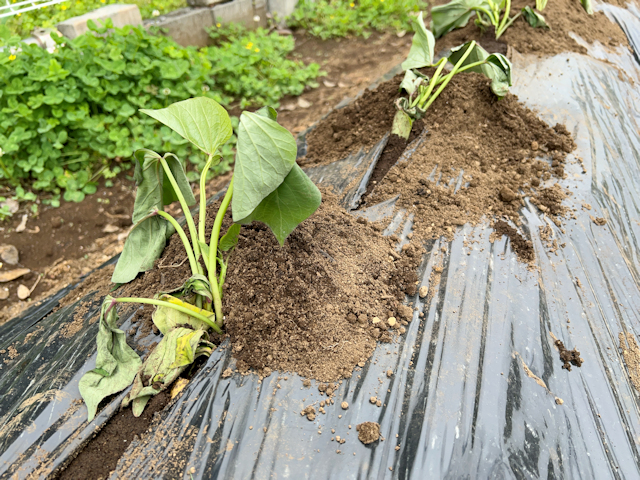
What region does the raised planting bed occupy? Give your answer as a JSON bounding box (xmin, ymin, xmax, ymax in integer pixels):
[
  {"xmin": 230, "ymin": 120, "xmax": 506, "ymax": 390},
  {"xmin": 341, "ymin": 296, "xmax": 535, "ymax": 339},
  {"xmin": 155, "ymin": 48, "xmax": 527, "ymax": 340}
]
[{"xmin": 2, "ymin": 1, "xmax": 640, "ymax": 478}]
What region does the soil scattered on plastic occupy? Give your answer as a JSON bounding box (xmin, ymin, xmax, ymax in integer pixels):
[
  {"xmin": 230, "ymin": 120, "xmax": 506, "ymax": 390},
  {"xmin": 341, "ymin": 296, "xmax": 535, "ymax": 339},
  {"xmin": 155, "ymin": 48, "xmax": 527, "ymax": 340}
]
[
  {"xmin": 357, "ymin": 422, "xmax": 381, "ymax": 444},
  {"xmin": 555, "ymin": 339, "xmax": 584, "ymax": 371},
  {"xmin": 55, "ymin": 391, "xmax": 170, "ymax": 480},
  {"xmin": 619, "ymin": 332, "xmax": 640, "ymax": 393},
  {"xmin": 492, "ymin": 220, "xmax": 535, "ymax": 264}
]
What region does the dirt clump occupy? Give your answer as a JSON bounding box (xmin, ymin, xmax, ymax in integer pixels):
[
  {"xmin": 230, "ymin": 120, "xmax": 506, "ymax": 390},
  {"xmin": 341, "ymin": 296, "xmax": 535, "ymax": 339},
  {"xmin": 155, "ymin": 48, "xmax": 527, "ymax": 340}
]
[
  {"xmin": 492, "ymin": 220, "xmax": 535, "ymax": 264},
  {"xmin": 356, "ymin": 422, "xmax": 381, "ymax": 445},
  {"xmin": 54, "ymin": 391, "xmax": 170, "ymax": 480},
  {"xmin": 619, "ymin": 332, "xmax": 640, "ymax": 393},
  {"xmin": 555, "ymin": 339, "xmax": 584, "ymax": 371},
  {"xmin": 301, "ymin": 405, "xmax": 317, "ymax": 421}
]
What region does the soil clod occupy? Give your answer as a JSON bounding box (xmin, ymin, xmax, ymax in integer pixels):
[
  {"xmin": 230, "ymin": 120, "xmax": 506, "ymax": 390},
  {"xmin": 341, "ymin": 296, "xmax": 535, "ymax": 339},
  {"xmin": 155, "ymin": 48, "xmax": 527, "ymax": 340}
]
[
  {"xmin": 356, "ymin": 422, "xmax": 381, "ymax": 445},
  {"xmin": 555, "ymin": 340, "xmax": 584, "ymax": 371}
]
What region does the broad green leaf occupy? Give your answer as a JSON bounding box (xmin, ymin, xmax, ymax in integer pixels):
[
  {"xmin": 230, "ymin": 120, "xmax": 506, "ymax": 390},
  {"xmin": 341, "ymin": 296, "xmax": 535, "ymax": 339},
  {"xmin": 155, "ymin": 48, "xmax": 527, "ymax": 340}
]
[
  {"xmin": 79, "ymin": 297, "xmax": 142, "ymax": 422},
  {"xmin": 400, "ymin": 70, "xmax": 424, "ymax": 96},
  {"xmin": 255, "ymin": 106, "xmax": 278, "ymax": 120},
  {"xmin": 159, "ymin": 275, "xmax": 213, "ymax": 302},
  {"xmin": 140, "ymin": 97, "xmax": 233, "ymax": 156},
  {"xmin": 111, "ymin": 216, "xmax": 173, "ymax": 284},
  {"xmin": 170, "ymin": 330, "xmax": 199, "ymax": 369},
  {"xmin": 402, "ymin": 12, "xmax": 436, "ymax": 70},
  {"xmin": 152, "ymin": 294, "xmax": 212, "ymax": 335},
  {"xmin": 431, "ymin": 0, "xmax": 490, "ymax": 38},
  {"xmin": 581, "ymin": 0, "xmax": 593, "ymax": 14},
  {"xmin": 121, "ymin": 327, "xmax": 211, "ymax": 417},
  {"xmin": 391, "ymin": 110, "xmax": 414, "ymax": 141},
  {"xmin": 232, "ymin": 111, "xmax": 298, "ymax": 221},
  {"xmin": 522, "ymin": 6, "xmax": 550, "ymax": 28},
  {"xmin": 448, "ymin": 42, "xmax": 512, "ymax": 98},
  {"xmin": 219, "ymin": 224, "xmax": 240, "ymax": 252},
  {"xmin": 236, "ymin": 164, "xmax": 321, "ymax": 246}
]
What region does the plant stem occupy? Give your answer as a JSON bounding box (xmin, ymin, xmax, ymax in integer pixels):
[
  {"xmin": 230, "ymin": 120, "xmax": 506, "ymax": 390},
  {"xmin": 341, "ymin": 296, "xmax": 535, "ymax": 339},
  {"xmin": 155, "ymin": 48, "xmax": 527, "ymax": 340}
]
[
  {"xmin": 431, "ymin": 59, "xmax": 488, "ymax": 88},
  {"xmin": 114, "ymin": 297, "xmax": 222, "ymax": 334},
  {"xmin": 159, "ymin": 157, "xmax": 201, "ymax": 269},
  {"xmin": 495, "ymin": 0, "xmax": 512, "ymax": 39},
  {"xmin": 208, "ymin": 177, "xmax": 234, "ymax": 327},
  {"xmin": 496, "ymin": 10, "xmax": 521, "ymax": 38},
  {"xmin": 415, "ymin": 58, "xmax": 449, "ymax": 110},
  {"xmin": 420, "ymin": 41, "xmax": 477, "ymax": 112},
  {"xmin": 198, "ymin": 153, "xmax": 218, "ymax": 247},
  {"xmin": 156, "ymin": 210, "xmax": 200, "ymax": 276}
]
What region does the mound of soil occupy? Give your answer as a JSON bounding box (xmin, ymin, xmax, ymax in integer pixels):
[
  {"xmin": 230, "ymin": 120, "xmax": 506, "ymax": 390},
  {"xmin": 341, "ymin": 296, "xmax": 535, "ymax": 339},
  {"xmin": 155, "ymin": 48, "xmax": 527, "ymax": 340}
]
[
  {"xmin": 432, "ymin": 0, "xmax": 628, "ymax": 57},
  {"xmin": 223, "ymin": 192, "xmax": 420, "ymax": 382},
  {"xmin": 302, "ymin": 71, "xmax": 575, "ymax": 264}
]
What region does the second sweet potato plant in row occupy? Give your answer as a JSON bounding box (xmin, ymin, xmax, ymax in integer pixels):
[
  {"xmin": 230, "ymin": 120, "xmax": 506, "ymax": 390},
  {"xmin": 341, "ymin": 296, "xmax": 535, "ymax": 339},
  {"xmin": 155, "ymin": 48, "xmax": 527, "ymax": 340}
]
[{"xmin": 79, "ymin": 98, "xmax": 321, "ymax": 420}]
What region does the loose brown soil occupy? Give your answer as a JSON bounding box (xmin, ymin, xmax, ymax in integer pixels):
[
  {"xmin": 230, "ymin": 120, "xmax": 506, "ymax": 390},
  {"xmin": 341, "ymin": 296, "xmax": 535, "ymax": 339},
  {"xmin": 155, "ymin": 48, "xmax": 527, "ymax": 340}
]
[
  {"xmin": 555, "ymin": 339, "xmax": 584, "ymax": 371},
  {"xmin": 54, "ymin": 392, "xmax": 170, "ymax": 480},
  {"xmin": 620, "ymin": 332, "xmax": 640, "ymax": 393},
  {"xmin": 356, "ymin": 421, "xmax": 381, "ymax": 445},
  {"xmin": 431, "ymin": 0, "xmax": 629, "ymax": 57},
  {"xmin": 302, "ymin": 71, "xmax": 575, "ymax": 263}
]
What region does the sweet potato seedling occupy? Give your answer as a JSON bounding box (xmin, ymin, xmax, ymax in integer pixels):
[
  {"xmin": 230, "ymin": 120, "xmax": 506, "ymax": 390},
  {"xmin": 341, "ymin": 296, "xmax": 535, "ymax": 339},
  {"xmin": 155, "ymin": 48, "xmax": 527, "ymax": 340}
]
[
  {"xmin": 431, "ymin": 0, "xmax": 549, "ymax": 40},
  {"xmin": 392, "ymin": 12, "xmax": 513, "ymax": 140},
  {"xmin": 79, "ymin": 99, "xmax": 321, "ymax": 420}
]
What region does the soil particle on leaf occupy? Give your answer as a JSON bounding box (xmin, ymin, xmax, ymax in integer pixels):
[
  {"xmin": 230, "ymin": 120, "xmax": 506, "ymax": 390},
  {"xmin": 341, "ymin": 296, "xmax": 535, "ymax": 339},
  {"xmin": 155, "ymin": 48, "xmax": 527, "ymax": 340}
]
[
  {"xmin": 555, "ymin": 339, "xmax": 584, "ymax": 371},
  {"xmin": 356, "ymin": 422, "xmax": 381, "ymax": 445}
]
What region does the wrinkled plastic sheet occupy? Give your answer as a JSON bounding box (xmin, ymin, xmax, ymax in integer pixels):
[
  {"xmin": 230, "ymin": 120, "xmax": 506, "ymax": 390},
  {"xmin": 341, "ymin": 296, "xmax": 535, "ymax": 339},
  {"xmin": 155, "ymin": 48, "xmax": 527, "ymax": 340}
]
[{"xmin": 2, "ymin": 4, "xmax": 640, "ymax": 478}]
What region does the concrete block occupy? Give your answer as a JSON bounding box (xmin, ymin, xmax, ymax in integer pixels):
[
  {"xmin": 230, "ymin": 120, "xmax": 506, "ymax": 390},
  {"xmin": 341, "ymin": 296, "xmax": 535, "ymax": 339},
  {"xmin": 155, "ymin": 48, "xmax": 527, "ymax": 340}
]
[
  {"xmin": 212, "ymin": 0, "xmax": 261, "ymax": 29},
  {"xmin": 57, "ymin": 4, "xmax": 142, "ymax": 39},
  {"xmin": 253, "ymin": 0, "xmax": 269, "ymax": 27},
  {"xmin": 144, "ymin": 8, "xmax": 215, "ymax": 47},
  {"xmin": 267, "ymin": 0, "xmax": 298, "ymax": 22}
]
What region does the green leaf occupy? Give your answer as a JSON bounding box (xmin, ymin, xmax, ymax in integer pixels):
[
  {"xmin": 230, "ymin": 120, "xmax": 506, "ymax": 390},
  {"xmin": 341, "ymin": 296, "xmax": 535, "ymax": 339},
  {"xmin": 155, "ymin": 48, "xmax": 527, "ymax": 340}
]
[
  {"xmin": 219, "ymin": 224, "xmax": 240, "ymax": 252},
  {"xmin": 122, "ymin": 327, "xmax": 211, "ymax": 417},
  {"xmin": 431, "ymin": 0, "xmax": 490, "ymax": 38},
  {"xmin": 522, "ymin": 6, "xmax": 550, "ymax": 28},
  {"xmin": 255, "ymin": 106, "xmax": 278, "ymax": 120},
  {"xmin": 580, "ymin": 0, "xmax": 593, "ymax": 14},
  {"xmin": 400, "ymin": 70, "xmax": 424, "ymax": 96},
  {"xmin": 140, "ymin": 97, "xmax": 233, "ymax": 156},
  {"xmin": 111, "ymin": 216, "xmax": 173, "ymax": 284},
  {"xmin": 392, "ymin": 110, "xmax": 414, "ymax": 141},
  {"xmin": 236, "ymin": 164, "xmax": 321, "ymax": 246},
  {"xmin": 160, "ymin": 275, "xmax": 213, "ymax": 302},
  {"xmin": 402, "ymin": 12, "xmax": 436, "ymax": 70},
  {"xmin": 232, "ymin": 111, "xmax": 298, "ymax": 221},
  {"xmin": 151, "ymin": 295, "xmax": 212, "ymax": 335},
  {"xmin": 79, "ymin": 297, "xmax": 142, "ymax": 422},
  {"xmin": 63, "ymin": 190, "xmax": 85, "ymax": 203},
  {"xmin": 448, "ymin": 42, "xmax": 512, "ymax": 97}
]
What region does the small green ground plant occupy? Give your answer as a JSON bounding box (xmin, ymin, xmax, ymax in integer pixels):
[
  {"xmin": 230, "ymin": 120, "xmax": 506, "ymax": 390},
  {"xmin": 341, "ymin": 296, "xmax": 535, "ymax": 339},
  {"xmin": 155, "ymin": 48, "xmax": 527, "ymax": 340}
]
[
  {"xmin": 79, "ymin": 97, "xmax": 321, "ymax": 420},
  {"xmin": 392, "ymin": 13, "xmax": 513, "ymax": 139},
  {"xmin": 287, "ymin": 0, "xmax": 428, "ymax": 39},
  {"xmin": 0, "ymin": 20, "xmax": 320, "ymax": 206},
  {"xmin": 431, "ymin": 0, "xmax": 549, "ymax": 40},
  {"xmin": 4, "ymin": 0, "xmax": 186, "ymax": 38}
]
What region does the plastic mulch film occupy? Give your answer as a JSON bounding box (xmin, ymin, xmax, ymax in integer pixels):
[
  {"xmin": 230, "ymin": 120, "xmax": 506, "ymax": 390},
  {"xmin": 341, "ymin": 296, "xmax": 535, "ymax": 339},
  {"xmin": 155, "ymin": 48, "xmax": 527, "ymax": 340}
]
[{"xmin": 2, "ymin": 4, "xmax": 640, "ymax": 477}]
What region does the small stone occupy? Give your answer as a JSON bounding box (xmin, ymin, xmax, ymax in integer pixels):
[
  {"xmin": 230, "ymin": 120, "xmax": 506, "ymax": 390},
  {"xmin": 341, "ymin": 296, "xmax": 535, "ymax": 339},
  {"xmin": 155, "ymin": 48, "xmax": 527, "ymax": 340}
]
[
  {"xmin": 0, "ymin": 245, "xmax": 19, "ymax": 265},
  {"xmin": 371, "ymin": 316, "xmax": 381, "ymax": 324},
  {"xmin": 0, "ymin": 268, "xmax": 30, "ymax": 283},
  {"xmin": 103, "ymin": 224, "xmax": 120, "ymax": 233},
  {"xmin": 419, "ymin": 286, "xmax": 428, "ymax": 298},
  {"xmin": 0, "ymin": 288, "xmax": 8, "ymax": 300},
  {"xmin": 387, "ymin": 317, "xmax": 397, "ymax": 327},
  {"xmin": 341, "ymin": 401, "xmax": 349, "ymax": 410},
  {"xmin": 323, "ymin": 80, "xmax": 336, "ymax": 88},
  {"xmin": 555, "ymin": 397, "xmax": 564, "ymax": 405},
  {"xmin": 499, "ymin": 187, "xmax": 516, "ymax": 202},
  {"xmin": 297, "ymin": 98, "xmax": 311, "ymax": 109},
  {"xmin": 387, "ymin": 369, "xmax": 393, "ymax": 378},
  {"xmin": 376, "ymin": 400, "xmax": 382, "ymax": 407},
  {"xmin": 370, "ymin": 396, "xmax": 377, "ymax": 404}
]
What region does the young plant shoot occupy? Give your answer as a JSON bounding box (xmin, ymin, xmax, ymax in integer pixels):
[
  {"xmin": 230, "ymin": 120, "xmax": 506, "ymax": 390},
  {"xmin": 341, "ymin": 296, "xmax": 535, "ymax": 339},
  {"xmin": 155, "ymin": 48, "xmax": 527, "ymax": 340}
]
[
  {"xmin": 79, "ymin": 98, "xmax": 322, "ymax": 420},
  {"xmin": 392, "ymin": 12, "xmax": 513, "ymax": 140},
  {"xmin": 431, "ymin": 0, "xmax": 549, "ymax": 40}
]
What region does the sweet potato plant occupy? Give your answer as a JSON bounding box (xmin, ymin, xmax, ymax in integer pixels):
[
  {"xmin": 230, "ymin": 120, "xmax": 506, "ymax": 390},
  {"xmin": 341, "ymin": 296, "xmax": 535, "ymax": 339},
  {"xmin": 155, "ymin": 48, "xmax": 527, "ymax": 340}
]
[
  {"xmin": 79, "ymin": 98, "xmax": 321, "ymax": 420},
  {"xmin": 431, "ymin": 0, "xmax": 549, "ymax": 40},
  {"xmin": 392, "ymin": 12, "xmax": 513, "ymax": 139}
]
